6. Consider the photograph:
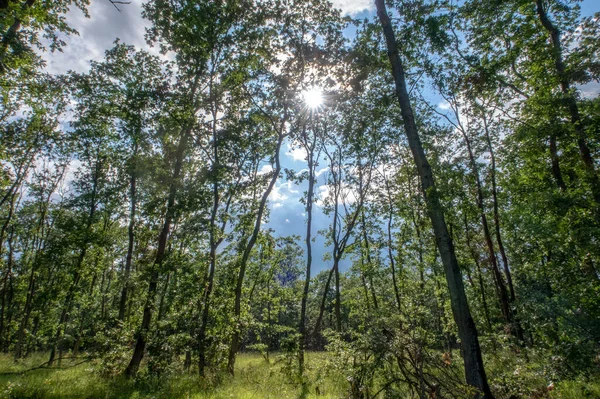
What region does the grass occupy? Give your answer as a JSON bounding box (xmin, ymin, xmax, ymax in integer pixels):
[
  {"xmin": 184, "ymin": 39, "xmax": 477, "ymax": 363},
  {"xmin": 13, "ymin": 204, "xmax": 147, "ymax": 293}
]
[
  {"xmin": 0, "ymin": 351, "xmax": 598, "ymax": 398},
  {"xmin": 0, "ymin": 352, "xmax": 345, "ymax": 399}
]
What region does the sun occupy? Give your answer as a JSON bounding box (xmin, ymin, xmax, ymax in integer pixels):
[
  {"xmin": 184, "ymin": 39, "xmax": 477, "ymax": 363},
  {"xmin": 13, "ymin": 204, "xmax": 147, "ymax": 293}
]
[{"xmin": 301, "ymin": 87, "xmax": 323, "ymax": 109}]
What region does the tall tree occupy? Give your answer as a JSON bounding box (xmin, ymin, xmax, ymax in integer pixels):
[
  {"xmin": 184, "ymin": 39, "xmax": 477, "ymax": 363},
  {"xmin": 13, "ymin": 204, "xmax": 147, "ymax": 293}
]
[{"xmin": 374, "ymin": 0, "xmax": 493, "ymax": 396}]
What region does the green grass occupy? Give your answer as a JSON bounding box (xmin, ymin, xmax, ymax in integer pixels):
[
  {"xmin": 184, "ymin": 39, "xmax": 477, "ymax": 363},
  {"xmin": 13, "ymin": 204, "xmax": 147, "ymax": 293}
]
[
  {"xmin": 0, "ymin": 351, "xmax": 598, "ymax": 398},
  {"xmin": 0, "ymin": 352, "xmax": 345, "ymax": 399}
]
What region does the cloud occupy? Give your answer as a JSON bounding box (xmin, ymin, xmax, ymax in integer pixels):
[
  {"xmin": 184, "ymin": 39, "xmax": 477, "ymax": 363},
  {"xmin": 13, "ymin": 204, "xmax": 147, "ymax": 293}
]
[
  {"xmin": 285, "ymin": 143, "xmax": 306, "ymax": 162},
  {"xmin": 438, "ymin": 100, "xmax": 451, "ymax": 110},
  {"xmin": 331, "ymin": 0, "xmax": 374, "ymax": 15},
  {"xmin": 258, "ymin": 164, "xmax": 274, "ymax": 175},
  {"xmin": 43, "ymin": 0, "xmax": 151, "ymax": 74}
]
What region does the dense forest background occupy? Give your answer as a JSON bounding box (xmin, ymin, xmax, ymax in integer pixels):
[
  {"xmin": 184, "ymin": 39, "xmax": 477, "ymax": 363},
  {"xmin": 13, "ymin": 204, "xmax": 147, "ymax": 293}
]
[{"xmin": 0, "ymin": 0, "xmax": 599, "ymax": 398}]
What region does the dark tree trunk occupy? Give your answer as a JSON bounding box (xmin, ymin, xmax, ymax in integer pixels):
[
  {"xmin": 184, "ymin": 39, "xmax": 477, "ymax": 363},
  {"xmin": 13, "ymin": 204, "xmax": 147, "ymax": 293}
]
[
  {"xmin": 549, "ymin": 134, "xmax": 567, "ymax": 191},
  {"xmin": 374, "ymin": 1, "xmax": 493, "ymax": 396},
  {"xmin": 334, "ymin": 259, "xmax": 341, "ymax": 333}
]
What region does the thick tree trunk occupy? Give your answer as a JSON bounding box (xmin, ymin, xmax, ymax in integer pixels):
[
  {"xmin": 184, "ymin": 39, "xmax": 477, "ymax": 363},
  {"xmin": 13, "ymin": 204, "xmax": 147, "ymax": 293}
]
[
  {"xmin": 374, "ymin": 1, "xmax": 493, "ymax": 396},
  {"xmin": 0, "ymin": 0, "xmax": 36, "ymax": 71}
]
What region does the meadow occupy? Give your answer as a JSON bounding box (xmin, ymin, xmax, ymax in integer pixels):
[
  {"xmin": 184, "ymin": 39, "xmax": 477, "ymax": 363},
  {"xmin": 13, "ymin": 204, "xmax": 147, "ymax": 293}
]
[{"xmin": 0, "ymin": 351, "xmax": 598, "ymax": 399}]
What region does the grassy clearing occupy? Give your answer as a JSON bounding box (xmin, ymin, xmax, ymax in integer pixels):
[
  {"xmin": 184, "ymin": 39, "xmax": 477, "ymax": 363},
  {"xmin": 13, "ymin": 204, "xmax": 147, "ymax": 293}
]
[{"xmin": 0, "ymin": 352, "xmax": 344, "ymax": 399}]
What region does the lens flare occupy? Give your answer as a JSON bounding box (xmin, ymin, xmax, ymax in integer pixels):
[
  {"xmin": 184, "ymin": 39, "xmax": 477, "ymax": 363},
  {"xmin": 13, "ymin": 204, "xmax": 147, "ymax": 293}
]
[{"xmin": 301, "ymin": 87, "xmax": 323, "ymax": 109}]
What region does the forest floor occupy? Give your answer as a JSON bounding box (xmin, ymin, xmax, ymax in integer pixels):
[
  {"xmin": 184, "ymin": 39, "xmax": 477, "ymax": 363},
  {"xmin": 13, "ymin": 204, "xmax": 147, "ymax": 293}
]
[{"xmin": 0, "ymin": 351, "xmax": 599, "ymax": 398}]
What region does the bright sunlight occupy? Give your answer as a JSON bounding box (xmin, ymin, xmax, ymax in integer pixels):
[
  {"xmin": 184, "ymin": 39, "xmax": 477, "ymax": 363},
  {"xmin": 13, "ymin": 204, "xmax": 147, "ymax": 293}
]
[{"xmin": 301, "ymin": 86, "xmax": 323, "ymax": 109}]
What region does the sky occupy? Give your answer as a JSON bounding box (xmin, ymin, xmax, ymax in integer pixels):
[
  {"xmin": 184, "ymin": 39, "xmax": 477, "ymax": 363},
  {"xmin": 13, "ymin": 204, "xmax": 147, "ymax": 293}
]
[{"xmin": 42, "ymin": 0, "xmax": 599, "ymax": 274}]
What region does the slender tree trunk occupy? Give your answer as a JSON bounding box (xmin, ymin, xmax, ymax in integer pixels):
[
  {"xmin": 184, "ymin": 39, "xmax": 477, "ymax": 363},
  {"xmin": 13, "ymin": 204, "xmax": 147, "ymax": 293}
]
[
  {"xmin": 157, "ymin": 272, "xmax": 171, "ymax": 322},
  {"xmin": 481, "ymin": 115, "xmax": 524, "ymax": 341},
  {"xmin": 119, "ymin": 145, "xmax": 137, "ymax": 322},
  {"xmin": 227, "ymin": 129, "xmax": 284, "ymax": 376},
  {"xmin": 481, "ymin": 114, "xmax": 517, "ymax": 302},
  {"xmin": 125, "ymin": 126, "xmax": 190, "ymax": 377},
  {"xmin": 313, "ymin": 265, "xmax": 335, "ymax": 338},
  {"xmin": 375, "ymin": 1, "xmax": 493, "ymax": 396},
  {"xmin": 198, "ymin": 92, "xmax": 223, "ymax": 376},
  {"xmin": 0, "ymin": 188, "xmax": 19, "ymax": 349},
  {"xmin": 464, "ymin": 213, "xmax": 493, "ymax": 331},
  {"xmin": 334, "ymin": 259, "xmax": 341, "ymax": 333},
  {"xmin": 459, "ymin": 126, "xmax": 512, "ymax": 324},
  {"xmin": 535, "ymin": 0, "xmax": 600, "ymax": 204},
  {"xmin": 49, "ymin": 155, "xmax": 102, "ymax": 367},
  {"xmin": 361, "ymin": 212, "xmax": 378, "ymax": 310},
  {"xmin": 549, "ymin": 134, "xmax": 567, "ymax": 191},
  {"xmin": 383, "ymin": 176, "xmax": 402, "ymax": 310},
  {"xmin": 299, "ymin": 126, "xmax": 317, "ymax": 375}
]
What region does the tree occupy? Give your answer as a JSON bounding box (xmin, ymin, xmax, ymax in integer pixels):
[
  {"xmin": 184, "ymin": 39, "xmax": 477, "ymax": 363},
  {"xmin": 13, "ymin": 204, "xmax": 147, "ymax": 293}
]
[{"xmin": 374, "ymin": 0, "xmax": 493, "ymax": 396}]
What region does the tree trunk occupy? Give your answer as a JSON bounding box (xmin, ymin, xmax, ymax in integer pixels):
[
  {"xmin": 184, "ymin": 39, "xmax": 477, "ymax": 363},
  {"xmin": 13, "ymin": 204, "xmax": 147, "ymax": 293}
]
[
  {"xmin": 125, "ymin": 126, "xmax": 189, "ymax": 377},
  {"xmin": 119, "ymin": 147, "xmax": 137, "ymax": 322},
  {"xmin": 459, "ymin": 124, "xmax": 512, "ymax": 325},
  {"xmin": 299, "ymin": 126, "xmax": 317, "ymax": 374},
  {"xmin": 227, "ymin": 129, "xmax": 284, "ymax": 376},
  {"xmin": 313, "ymin": 265, "xmax": 335, "ymax": 338},
  {"xmin": 49, "ymin": 154, "xmax": 102, "ymax": 367},
  {"xmin": 361, "ymin": 212, "xmax": 378, "ymax": 310},
  {"xmin": 535, "ymin": 0, "xmax": 600, "ymax": 204},
  {"xmin": 374, "ymin": 1, "xmax": 493, "ymax": 396}
]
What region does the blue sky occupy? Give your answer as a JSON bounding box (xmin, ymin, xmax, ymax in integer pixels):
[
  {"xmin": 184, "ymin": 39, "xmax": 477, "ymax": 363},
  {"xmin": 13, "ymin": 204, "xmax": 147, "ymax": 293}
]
[{"xmin": 43, "ymin": 0, "xmax": 599, "ymax": 274}]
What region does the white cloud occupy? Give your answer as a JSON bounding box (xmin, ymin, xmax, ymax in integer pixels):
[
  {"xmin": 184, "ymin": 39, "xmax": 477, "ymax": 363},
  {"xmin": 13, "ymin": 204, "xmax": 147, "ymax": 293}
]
[
  {"xmin": 258, "ymin": 164, "xmax": 274, "ymax": 175},
  {"xmin": 331, "ymin": 0, "xmax": 374, "ymax": 15},
  {"xmin": 315, "ymin": 167, "xmax": 329, "ymax": 177},
  {"xmin": 269, "ymin": 180, "xmax": 299, "ymax": 203},
  {"xmin": 42, "ymin": 0, "xmax": 153, "ymax": 75},
  {"xmin": 438, "ymin": 100, "xmax": 451, "ymax": 110},
  {"xmin": 285, "ymin": 144, "xmax": 306, "ymax": 162}
]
